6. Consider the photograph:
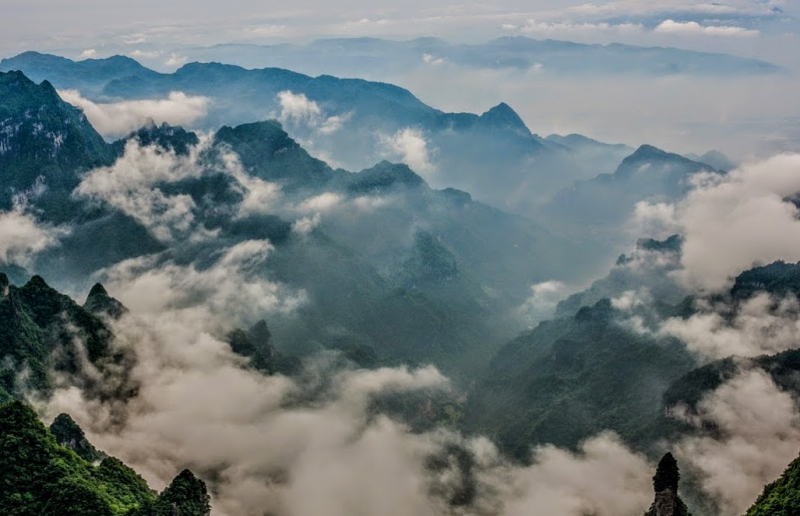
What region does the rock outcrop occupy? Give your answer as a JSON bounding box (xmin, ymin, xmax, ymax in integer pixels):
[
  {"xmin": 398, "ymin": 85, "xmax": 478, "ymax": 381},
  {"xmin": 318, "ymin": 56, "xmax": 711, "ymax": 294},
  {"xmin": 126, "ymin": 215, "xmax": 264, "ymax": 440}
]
[{"xmin": 645, "ymin": 453, "xmax": 691, "ymax": 516}]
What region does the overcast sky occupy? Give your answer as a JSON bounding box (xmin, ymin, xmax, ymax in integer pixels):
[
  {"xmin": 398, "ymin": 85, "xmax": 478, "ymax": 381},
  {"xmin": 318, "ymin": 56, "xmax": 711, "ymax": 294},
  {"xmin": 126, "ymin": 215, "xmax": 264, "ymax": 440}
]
[
  {"xmin": 1, "ymin": 0, "xmax": 798, "ymax": 158},
  {"xmin": 1, "ymin": 0, "xmax": 798, "ymax": 67}
]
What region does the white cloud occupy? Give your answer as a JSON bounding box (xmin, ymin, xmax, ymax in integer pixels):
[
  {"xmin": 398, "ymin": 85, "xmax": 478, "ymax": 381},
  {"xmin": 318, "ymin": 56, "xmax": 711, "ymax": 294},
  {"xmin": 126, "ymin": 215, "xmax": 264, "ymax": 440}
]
[
  {"xmin": 74, "ymin": 138, "xmax": 208, "ymax": 241},
  {"xmin": 277, "ymin": 90, "xmax": 323, "ymax": 124},
  {"xmin": 129, "ymin": 49, "xmax": 163, "ymax": 59},
  {"xmin": 37, "ymin": 300, "xmax": 654, "ymax": 516},
  {"xmin": 291, "ymin": 213, "xmax": 322, "ymax": 236},
  {"xmin": 75, "ymin": 136, "xmax": 286, "ymax": 240},
  {"xmin": 675, "ymin": 369, "xmax": 800, "ymax": 515},
  {"xmin": 318, "ymin": 113, "xmax": 350, "ymax": 135},
  {"xmin": 422, "ymin": 53, "xmax": 445, "ymax": 65},
  {"xmin": 0, "ymin": 207, "xmax": 65, "ymax": 265},
  {"xmin": 276, "ymin": 91, "xmax": 349, "ymax": 136},
  {"xmin": 655, "ymin": 19, "xmax": 760, "ymax": 37},
  {"xmin": 502, "ymin": 433, "xmax": 652, "ymax": 516},
  {"xmin": 79, "ymin": 48, "xmax": 98, "ymax": 59},
  {"xmin": 516, "ymin": 19, "xmax": 644, "ymax": 36},
  {"xmin": 660, "ymin": 292, "xmax": 800, "ymax": 360},
  {"xmin": 630, "ymin": 201, "xmax": 681, "ymax": 240},
  {"xmin": 517, "ymin": 280, "xmax": 571, "ymax": 327},
  {"xmin": 566, "ymin": 0, "xmax": 782, "ymax": 18},
  {"xmin": 100, "ymin": 239, "xmax": 306, "ymax": 328},
  {"xmin": 214, "ymin": 148, "xmax": 283, "ymax": 217},
  {"xmin": 241, "ymin": 24, "xmax": 291, "ymax": 39},
  {"xmin": 294, "ymin": 192, "xmax": 392, "ymax": 217},
  {"xmin": 633, "ymin": 154, "xmax": 800, "ymax": 292},
  {"xmin": 165, "ymin": 53, "xmax": 188, "ymax": 68},
  {"xmin": 59, "ymin": 89, "xmax": 210, "ymax": 138},
  {"xmin": 379, "ymin": 128, "xmax": 435, "ymax": 175},
  {"xmin": 297, "ymin": 192, "xmax": 345, "ymax": 213}
]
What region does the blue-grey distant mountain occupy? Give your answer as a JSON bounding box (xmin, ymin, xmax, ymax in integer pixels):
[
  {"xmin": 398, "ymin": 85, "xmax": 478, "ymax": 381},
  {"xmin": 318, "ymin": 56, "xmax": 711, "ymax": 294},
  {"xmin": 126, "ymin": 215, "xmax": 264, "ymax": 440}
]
[
  {"xmin": 463, "ymin": 296, "xmax": 696, "ymax": 458},
  {"xmin": 0, "ymin": 51, "xmax": 161, "ymax": 94},
  {"xmin": 541, "ymin": 144, "xmax": 718, "ymax": 232},
  {"xmin": 154, "ymin": 36, "xmax": 782, "ymax": 78},
  {"xmin": 0, "ymin": 52, "xmax": 639, "ymax": 218},
  {"xmin": 685, "ymin": 149, "xmax": 737, "ymax": 171},
  {"xmin": 555, "ymin": 235, "xmax": 686, "ymax": 318},
  {"xmin": 0, "ymin": 70, "xmax": 587, "ymax": 377}
]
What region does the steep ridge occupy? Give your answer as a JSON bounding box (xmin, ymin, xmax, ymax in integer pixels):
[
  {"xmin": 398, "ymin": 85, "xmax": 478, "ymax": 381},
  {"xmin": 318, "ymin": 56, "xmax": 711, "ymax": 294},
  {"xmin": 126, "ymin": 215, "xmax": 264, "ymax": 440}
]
[
  {"xmin": 745, "ymin": 453, "xmax": 800, "ymax": 516},
  {"xmin": 0, "ymin": 273, "xmax": 115, "ymax": 395},
  {"xmin": 0, "ymin": 401, "xmax": 210, "ymax": 515},
  {"xmin": 0, "ymin": 71, "xmax": 113, "ymax": 211},
  {"xmin": 463, "ymin": 298, "xmax": 696, "ymax": 458},
  {"xmin": 465, "ymin": 256, "xmax": 800, "ymax": 459}
]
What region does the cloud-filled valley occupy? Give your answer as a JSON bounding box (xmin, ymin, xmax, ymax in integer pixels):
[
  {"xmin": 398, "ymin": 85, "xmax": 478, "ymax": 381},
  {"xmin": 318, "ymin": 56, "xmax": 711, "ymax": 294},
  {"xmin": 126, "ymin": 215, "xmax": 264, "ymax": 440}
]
[{"xmin": 2, "ymin": 7, "xmax": 800, "ymax": 515}]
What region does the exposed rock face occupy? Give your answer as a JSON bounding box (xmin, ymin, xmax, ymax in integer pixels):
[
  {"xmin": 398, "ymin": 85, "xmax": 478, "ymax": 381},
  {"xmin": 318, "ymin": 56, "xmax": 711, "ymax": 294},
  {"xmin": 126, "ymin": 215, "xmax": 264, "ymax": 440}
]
[
  {"xmin": 645, "ymin": 453, "xmax": 691, "ymax": 516},
  {"xmin": 49, "ymin": 413, "xmax": 106, "ymax": 463},
  {"xmin": 649, "ymin": 488, "xmax": 679, "ymax": 516},
  {"xmin": 83, "ymin": 283, "xmax": 127, "ymax": 320}
]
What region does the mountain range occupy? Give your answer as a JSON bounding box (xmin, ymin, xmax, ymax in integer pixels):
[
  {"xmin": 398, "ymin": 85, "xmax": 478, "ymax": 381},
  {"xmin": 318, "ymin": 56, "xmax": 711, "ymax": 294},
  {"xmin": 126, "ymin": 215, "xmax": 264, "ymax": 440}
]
[
  {"xmin": 0, "ymin": 69, "xmax": 592, "ymax": 378},
  {"xmin": 63, "ymin": 36, "xmax": 783, "ymax": 78},
  {"xmin": 2, "ymin": 55, "xmax": 798, "ymax": 515},
  {"xmin": 0, "ymin": 51, "xmax": 728, "ymax": 225}
]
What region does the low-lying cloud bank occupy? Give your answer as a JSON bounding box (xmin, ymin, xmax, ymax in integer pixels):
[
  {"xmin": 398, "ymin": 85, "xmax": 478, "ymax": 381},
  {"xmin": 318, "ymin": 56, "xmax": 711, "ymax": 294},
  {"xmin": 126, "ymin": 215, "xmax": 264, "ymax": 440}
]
[
  {"xmin": 0, "ymin": 185, "xmax": 67, "ymax": 265},
  {"xmin": 634, "ymin": 153, "xmax": 800, "ymax": 292},
  {"xmin": 59, "ymin": 90, "xmax": 210, "ymax": 138},
  {"xmin": 38, "ymin": 292, "xmax": 653, "ymax": 516},
  {"xmin": 74, "ymin": 138, "xmax": 209, "ymax": 241},
  {"xmin": 379, "ymin": 127, "xmax": 436, "ymax": 176},
  {"xmin": 0, "ymin": 207, "xmax": 64, "ymax": 265},
  {"xmin": 661, "ymin": 292, "xmax": 800, "ymax": 360},
  {"xmin": 17, "ymin": 117, "xmax": 800, "ymax": 516},
  {"xmin": 674, "ymin": 369, "xmax": 800, "ymax": 515}
]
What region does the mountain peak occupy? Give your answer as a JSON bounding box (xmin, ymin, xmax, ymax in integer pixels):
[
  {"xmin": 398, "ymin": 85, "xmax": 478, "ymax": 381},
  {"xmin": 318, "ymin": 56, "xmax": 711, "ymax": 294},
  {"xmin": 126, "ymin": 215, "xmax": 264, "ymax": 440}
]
[
  {"xmin": 644, "ymin": 453, "xmax": 690, "ymax": 516},
  {"xmin": 653, "ymin": 453, "xmax": 680, "ymax": 492},
  {"xmin": 0, "ymin": 70, "xmax": 61, "ymax": 107},
  {"xmin": 630, "ymin": 144, "xmax": 670, "ymax": 160},
  {"xmin": 612, "ymin": 144, "xmax": 713, "ymax": 182},
  {"xmin": 113, "ymin": 119, "xmax": 199, "ymax": 156},
  {"xmin": 479, "ymin": 102, "xmax": 530, "ymax": 134},
  {"xmin": 158, "ymin": 469, "xmax": 212, "ymax": 516},
  {"xmin": 87, "ymin": 283, "xmax": 109, "ymax": 298},
  {"xmin": 344, "ymin": 161, "xmax": 427, "ymax": 193},
  {"xmin": 49, "ymin": 413, "xmax": 105, "ymax": 462},
  {"xmin": 0, "ymin": 69, "xmax": 113, "ymax": 204},
  {"xmin": 84, "ymin": 282, "xmax": 127, "ymax": 319}
]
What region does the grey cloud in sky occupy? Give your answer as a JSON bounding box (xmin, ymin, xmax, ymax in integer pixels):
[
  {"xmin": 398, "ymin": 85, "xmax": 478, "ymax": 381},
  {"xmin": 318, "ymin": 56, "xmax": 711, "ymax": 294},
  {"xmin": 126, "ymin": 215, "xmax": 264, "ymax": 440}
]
[{"xmin": 0, "ymin": 1, "xmax": 796, "ymax": 63}]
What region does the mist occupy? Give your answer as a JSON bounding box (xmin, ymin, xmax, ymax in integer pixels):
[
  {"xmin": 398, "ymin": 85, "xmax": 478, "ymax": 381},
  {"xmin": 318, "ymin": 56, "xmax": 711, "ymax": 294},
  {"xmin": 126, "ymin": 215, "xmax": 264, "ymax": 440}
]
[
  {"xmin": 675, "ymin": 369, "xmax": 800, "ymax": 514},
  {"xmin": 632, "ymin": 153, "xmax": 800, "ymax": 292},
  {"xmin": 391, "ymin": 66, "xmax": 800, "ymax": 161},
  {"xmin": 4, "ymin": 6, "xmax": 800, "ymax": 512},
  {"xmin": 38, "ymin": 303, "xmax": 654, "ymax": 516},
  {"xmin": 59, "ymin": 90, "xmax": 210, "ymax": 139}
]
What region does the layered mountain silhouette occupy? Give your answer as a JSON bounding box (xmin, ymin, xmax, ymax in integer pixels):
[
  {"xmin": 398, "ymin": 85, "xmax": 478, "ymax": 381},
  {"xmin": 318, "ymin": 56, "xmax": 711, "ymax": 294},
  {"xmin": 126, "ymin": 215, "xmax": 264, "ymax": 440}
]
[
  {"xmin": 0, "ymin": 70, "xmax": 587, "ymax": 376},
  {"xmin": 113, "ymin": 36, "xmax": 782, "ymax": 77},
  {"xmin": 1, "ymin": 53, "xmax": 642, "ymax": 217}
]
